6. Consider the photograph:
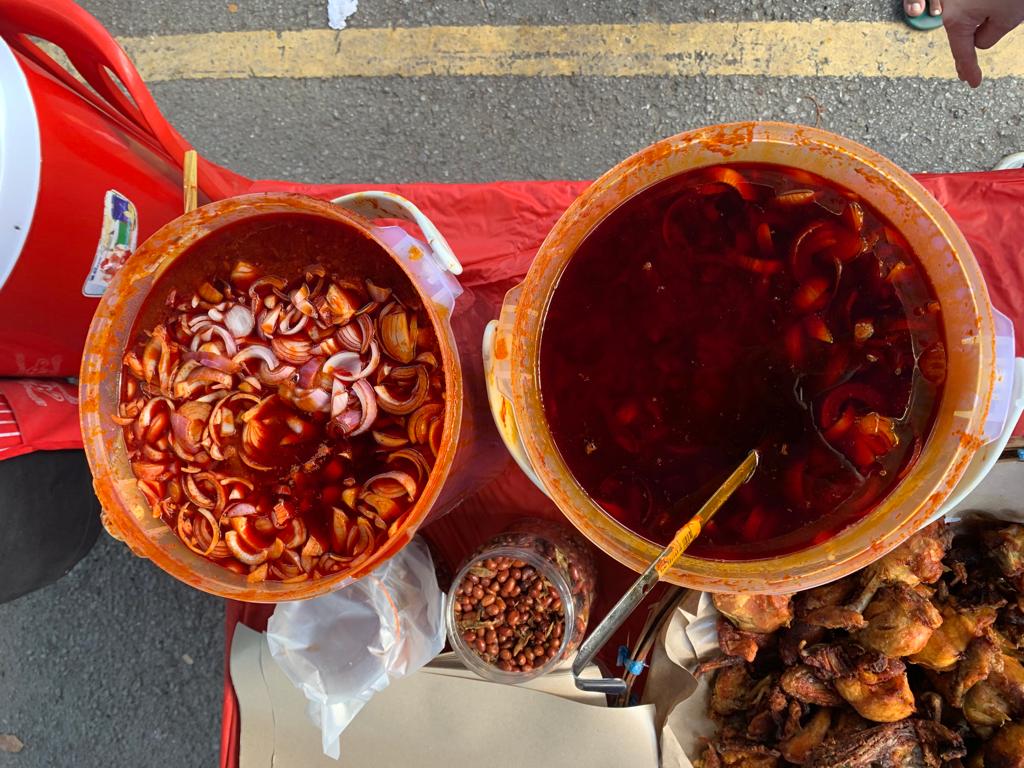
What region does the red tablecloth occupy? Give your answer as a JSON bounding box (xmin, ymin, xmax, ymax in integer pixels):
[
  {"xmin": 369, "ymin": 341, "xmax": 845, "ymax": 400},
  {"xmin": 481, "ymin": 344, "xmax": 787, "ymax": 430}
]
[{"xmin": 217, "ymin": 171, "xmax": 1024, "ymax": 768}]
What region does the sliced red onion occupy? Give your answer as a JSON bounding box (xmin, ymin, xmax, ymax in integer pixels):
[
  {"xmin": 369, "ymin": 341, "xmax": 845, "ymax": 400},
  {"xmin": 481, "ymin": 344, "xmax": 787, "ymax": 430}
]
[
  {"xmin": 349, "ymin": 379, "xmax": 378, "ymax": 436},
  {"xmin": 231, "ymin": 260, "xmax": 258, "ymax": 289},
  {"xmin": 257, "ymin": 363, "xmax": 296, "ymax": 385},
  {"xmin": 323, "ymin": 351, "xmax": 359, "ymax": 378},
  {"xmin": 258, "ymin": 305, "xmax": 282, "ymax": 336},
  {"xmin": 296, "ymin": 388, "xmax": 331, "ymax": 413},
  {"xmin": 174, "ymin": 379, "xmax": 207, "ymax": 400},
  {"xmin": 357, "ymin": 314, "xmax": 375, "ymax": 354},
  {"xmin": 374, "ymin": 366, "xmax": 429, "ymax": 415},
  {"xmin": 337, "ymin": 322, "xmax": 363, "ymax": 352},
  {"xmin": 225, "ymin": 304, "xmax": 255, "ymax": 339},
  {"xmin": 296, "ymin": 357, "xmax": 326, "ymax": 389},
  {"xmin": 334, "ymin": 407, "xmax": 362, "ymax": 434},
  {"xmin": 279, "ymin": 518, "xmax": 308, "ymax": 549},
  {"xmin": 364, "ymin": 470, "xmax": 417, "ymax": 500},
  {"xmin": 188, "ymin": 350, "xmax": 239, "ymax": 373},
  {"xmin": 142, "ymin": 443, "xmax": 172, "ymax": 463},
  {"xmin": 207, "ymin": 308, "xmax": 224, "ymax": 322},
  {"xmin": 315, "ymin": 336, "xmax": 342, "ymax": 356},
  {"xmin": 138, "ymin": 396, "xmax": 173, "ymax": 428},
  {"xmin": 290, "ymin": 284, "xmax": 315, "ymax": 317},
  {"xmin": 278, "ymin": 308, "xmax": 309, "ymax": 335},
  {"xmin": 232, "ymin": 344, "xmax": 279, "ymax": 370},
  {"xmin": 189, "ymin": 316, "xmax": 214, "ymax": 333},
  {"xmin": 195, "ymin": 391, "xmax": 231, "ymax": 405},
  {"xmin": 365, "ymin": 279, "xmax": 392, "ymax": 304},
  {"xmin": 331, "ymin": 379, "xmax": 350, "ymax": 417},
  {"xmin": 226, "ymin": 502, "xmax": 258, "ymax": 518},
  {"xmin": 171, "ymin": 412, "xmax": 202, "ymax": 455},
  {"xmin": 386, "ymin": 447, "xmax": 432, "ymax": 484},
  {"xmin": 271, "ymin": 337, "xmax": 313, "ymax": 365},
  {"xmin": 187, "ymin": 366, "xmax": 234, "ymax": 389},
  {"xmin": 326, "ymin": 283, "xmax": 359, "ymax": 325},
  {"xmin": 173, "ymin": 360, "xmax": 201, "ymax": 385},
  {"xmin": 205, "ymin": 324, "xmax": 238, "ymax": 356},
  {"xmin": 248, "ymin": 275, "xmax": 288, "ymax": 298}
]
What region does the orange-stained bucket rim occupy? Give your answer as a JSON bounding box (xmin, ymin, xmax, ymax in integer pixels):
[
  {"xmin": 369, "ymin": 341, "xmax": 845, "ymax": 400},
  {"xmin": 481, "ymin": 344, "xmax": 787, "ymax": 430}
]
[
  {"xmin": 79, "ymin": 192, "xmax": 463, "ymax": 602},
  {"xmin": 509, "ymin": 121, "xmax": 998, "ymax": 594}
]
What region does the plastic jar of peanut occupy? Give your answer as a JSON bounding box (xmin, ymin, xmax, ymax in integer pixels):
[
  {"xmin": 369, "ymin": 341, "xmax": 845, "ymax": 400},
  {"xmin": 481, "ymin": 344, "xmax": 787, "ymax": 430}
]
[{"xmin": 446, "ymin": 518, "xmax": 597, "ymax": 684}]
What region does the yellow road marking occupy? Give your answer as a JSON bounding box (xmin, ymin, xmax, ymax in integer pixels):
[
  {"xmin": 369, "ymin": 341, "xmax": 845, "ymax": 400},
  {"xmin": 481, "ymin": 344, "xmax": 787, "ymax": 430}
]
[{"xmin": 118, "ymin": 21, "xmax": 1024, "ymax": 82}]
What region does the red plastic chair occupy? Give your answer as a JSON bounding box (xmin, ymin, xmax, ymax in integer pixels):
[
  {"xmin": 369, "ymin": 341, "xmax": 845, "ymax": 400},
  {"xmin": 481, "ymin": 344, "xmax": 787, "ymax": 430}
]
[{"xmin": 0, "ymin": 0, "xmax": 250, "ymax": 200}]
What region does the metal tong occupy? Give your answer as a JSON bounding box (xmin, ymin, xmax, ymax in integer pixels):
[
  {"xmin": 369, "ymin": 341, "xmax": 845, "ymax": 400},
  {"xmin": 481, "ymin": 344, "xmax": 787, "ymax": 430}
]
[{"xmin": 572, "ymin": 449, "xmax": 760, "ymax": 695}]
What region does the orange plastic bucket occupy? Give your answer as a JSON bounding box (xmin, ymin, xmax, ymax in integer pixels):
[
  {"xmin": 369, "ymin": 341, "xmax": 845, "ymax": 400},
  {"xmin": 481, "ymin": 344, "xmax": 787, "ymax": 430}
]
[
  {"xmin": 80, "ymin": 192, "xmax": 502, "ymax": 602},
  {"xmin": 487, "ymin": 122, "xmax": 1016, "ymax": 594}
]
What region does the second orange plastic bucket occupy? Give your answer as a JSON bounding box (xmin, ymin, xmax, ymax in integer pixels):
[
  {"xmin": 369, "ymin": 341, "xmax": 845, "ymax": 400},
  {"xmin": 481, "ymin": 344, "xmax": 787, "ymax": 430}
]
[{"xmin": 487, "ymin": 122, "xmax": 1017, "ymax": 594}]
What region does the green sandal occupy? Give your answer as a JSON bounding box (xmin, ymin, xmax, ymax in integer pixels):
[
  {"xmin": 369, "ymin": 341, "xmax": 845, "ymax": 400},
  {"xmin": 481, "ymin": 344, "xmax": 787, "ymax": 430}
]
[{"xmin": 904, "ymin": 3, "xmax": 944, "ymax": 30}]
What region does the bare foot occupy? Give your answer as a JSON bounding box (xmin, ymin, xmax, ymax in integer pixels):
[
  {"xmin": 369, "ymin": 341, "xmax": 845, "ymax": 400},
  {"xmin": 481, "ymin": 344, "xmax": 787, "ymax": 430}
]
[{"xmin": 905, "ymin": 0, "xmax": 942, "ymax": 16}]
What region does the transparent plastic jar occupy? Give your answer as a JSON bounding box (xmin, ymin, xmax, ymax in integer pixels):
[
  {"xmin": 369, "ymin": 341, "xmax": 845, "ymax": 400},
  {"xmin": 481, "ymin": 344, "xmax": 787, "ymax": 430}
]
[{"xmin": 446, "ymin": 519, "xmax": 597, "ymax": 684}]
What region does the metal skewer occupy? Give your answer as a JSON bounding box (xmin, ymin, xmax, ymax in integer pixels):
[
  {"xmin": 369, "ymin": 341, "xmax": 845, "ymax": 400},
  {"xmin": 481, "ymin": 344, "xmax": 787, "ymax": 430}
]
[{"xmin": 572, "ymin": 449, "xmax": 760, "ymax": 695}]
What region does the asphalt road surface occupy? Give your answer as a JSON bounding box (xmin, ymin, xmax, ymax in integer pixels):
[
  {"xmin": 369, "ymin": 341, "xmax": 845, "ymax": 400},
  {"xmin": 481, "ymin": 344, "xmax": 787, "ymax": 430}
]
[{"xmin": 1, "ymin": 1, "xmax": 1022, "ymax": 766}]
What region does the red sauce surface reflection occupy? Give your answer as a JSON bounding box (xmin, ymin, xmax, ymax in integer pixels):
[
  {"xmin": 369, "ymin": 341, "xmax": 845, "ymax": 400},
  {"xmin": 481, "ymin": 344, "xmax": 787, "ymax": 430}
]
[{"xmin": 540, "ymin": 164, "xmax": 946, "ymax": 559}]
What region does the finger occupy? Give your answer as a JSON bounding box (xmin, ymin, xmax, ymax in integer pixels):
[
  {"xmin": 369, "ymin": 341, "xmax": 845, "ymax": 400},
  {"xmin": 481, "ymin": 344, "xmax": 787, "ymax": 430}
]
[
  {"xmin": 943, "ymin": 18, "xmax": 983, "ymax": 86},
  {"xmin": 974, "ymin": 18, "xmax": 1014, "ymax": 49},
  {"xmin": 929, "ymin": 0, "xmax": 943, "ymax": 16},
  {"xmin": 905, "ymin": 0, "xmax": 925, "ymax": 17}
]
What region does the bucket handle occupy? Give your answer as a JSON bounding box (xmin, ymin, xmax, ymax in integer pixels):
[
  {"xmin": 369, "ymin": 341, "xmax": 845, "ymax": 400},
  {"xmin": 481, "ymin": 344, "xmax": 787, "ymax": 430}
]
[
  {"xmin": 482, "ymin": 283, "xmax": 547, "ymax": 492},
  {"xmin": 332, "ymin": 191, "xmax": 464, "ymax": 314},
  {"xmin": 332, "ymin": 191, "xmax": 462, "ymax": 276},
  {"xmin": 483, "ymin": 319, "xmax": 545, "ymax": 492},
  {"xmin": 0, "ymin": 0, "xmax": 248, "ymax": 200},
  {"xmin": 983, "ymin": 307, "xmax": 1018, "ymax": 443}
]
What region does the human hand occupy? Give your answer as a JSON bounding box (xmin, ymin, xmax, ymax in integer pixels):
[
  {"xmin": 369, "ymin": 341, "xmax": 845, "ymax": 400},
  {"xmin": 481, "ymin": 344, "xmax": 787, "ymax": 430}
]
[{"xmin": 940, "ymin": 0, "xmax": 1024, "ymax": 87}]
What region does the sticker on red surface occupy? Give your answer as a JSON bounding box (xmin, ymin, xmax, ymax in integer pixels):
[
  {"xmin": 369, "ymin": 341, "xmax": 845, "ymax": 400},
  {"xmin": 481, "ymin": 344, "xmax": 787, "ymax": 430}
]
[
  {"xmin": 82, "ymin": 190, "xmax": 138, "ymax": 297},
  {"xmin": 0, "ymin": 379, "xmax": 82, "ymax": 460}
]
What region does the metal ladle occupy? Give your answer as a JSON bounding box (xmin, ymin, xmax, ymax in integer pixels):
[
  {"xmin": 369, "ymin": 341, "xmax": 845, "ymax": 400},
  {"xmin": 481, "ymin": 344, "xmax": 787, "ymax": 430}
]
[{"xmin": 572, "ymin": 449, "xmax": 760, "ymax": 695}]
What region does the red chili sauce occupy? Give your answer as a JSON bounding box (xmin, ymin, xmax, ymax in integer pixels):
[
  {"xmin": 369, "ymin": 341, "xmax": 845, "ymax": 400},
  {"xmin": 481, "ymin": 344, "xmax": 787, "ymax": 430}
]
[{"xmin": 540, "ymin": 164, "xmax": 946, "ymax": 559}]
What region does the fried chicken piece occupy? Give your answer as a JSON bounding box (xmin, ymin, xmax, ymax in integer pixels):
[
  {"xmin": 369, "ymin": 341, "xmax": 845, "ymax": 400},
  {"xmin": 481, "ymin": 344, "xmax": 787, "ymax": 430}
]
[
  {"xmin": 919, "ymin": 691, "xmax": 943, "ymax": 723},
  {"xmin": 877, "ymin": 522, "xmax": 952, "ymax": 586},
  {"xmin": 998, "ymin": 604, "xmax": 1024, "ymax": 650},
  {"xmin": 778, "ymin": 708, "xmax": 832, "ymax": 765},
  {"xmin": 745, "ymin": 684, "xmax": 808, "ymax": 743},
  {"xmin": 962, "ymin": 680, "xmax": 1012, "ymax": 735},
  {"xmin": 830, "ymin": 709, "xmax": 869, "ymax": 737},
  {"xmin": 800, "ymin": 643, "xmax": 860, "ymax": 680},
  {"xmin": 779, "ymin": 623, "xmax": 828, "ymax": 666},
  {"xmin": 712, "ymin": 665, "xmax": 759, "ymax": 717},
  {"xmin": 806, "ymin": 719, "xmax": 964, "ymax": 768},
  {"xmin": 699, "ymin": 741, "xmax": 781, "ymax": 768},
  {"xmin": 780, "ymin": 666, "xmax": 844, "ymax": 707},
  {"xmin": 794, "ymin": 578, "xmax": 859, "ymax": 618},
  {"xmin": 714, "ymin": 593, "xmax": 794, "ymax": 634},
  {"xmin": 834, "ymin": 668, "xmax": 916, "ymax": 722},
  {"xmin": 803, "ymin": 647, "xmax": 916, "ymax": 722},
  {"xmin": 802, "ymin": 606, "xmax": 868, "ymax": 631},
  {"xmin": 983, "ymin": 524, "xmax": 1024, "ymax": 580},
  {"xmin": 717, "ymin": 617, "xmax": 773, "ymax": 663},
  {"xmin": 984, "ymin": 722, "xmax": 1024, "ymax": 768},
  {"xmin": 793, "ymin": 579, "xmax": 868, "ymax": 630},
  {"xmin": 696, "ymin": 655, "xmax": 747, "ymax": 678},
  {"xmin": 781, "ymin": 697, "xmax": 804, "ymax": 740},
  {"xmin": 909, "ymin": 604, "xmax": 999, "ymax": 671},
  {"xmin": 854, "ymin": 584, "xmax": 943, "ymax": 657},
  {"xmin": 942, "ymin": 634, "xmax": 1004, "ymax": 707},
  {"xmin": 850, "ymin": 522, "xmax": 951, "ymax": 612},
  {"xmin": 989, "ymin": 652, "xmax": 1024, "ymax": 714}
]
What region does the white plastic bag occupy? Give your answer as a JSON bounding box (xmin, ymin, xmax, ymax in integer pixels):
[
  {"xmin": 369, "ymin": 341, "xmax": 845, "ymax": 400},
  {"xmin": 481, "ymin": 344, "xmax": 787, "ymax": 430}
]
[{"xmin": 266, "ymin": 537, "xmax": 446, "ymax": 759}]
